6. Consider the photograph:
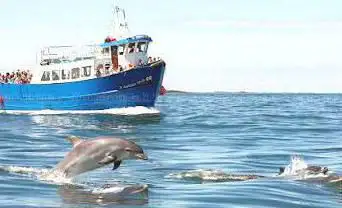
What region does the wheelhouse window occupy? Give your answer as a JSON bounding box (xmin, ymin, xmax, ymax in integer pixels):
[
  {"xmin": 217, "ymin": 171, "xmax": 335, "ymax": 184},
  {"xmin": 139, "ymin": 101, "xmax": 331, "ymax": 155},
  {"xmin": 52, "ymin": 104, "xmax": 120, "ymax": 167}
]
[
  {"xmin": 118, "ymin": 45, "xmax": 125, "ymax": 55},
  {"xmin": 83, "ymin": 66, "xmax": 91, "ymax": 77},
  {"xmin": 104, "ymin": 63, "xmax": 110, "ymax": 74},
  {"xmin": 71, "ymin": 68, "xmax": 80, "ymax": 79},
  {"xmin": 137, "ymin": 42, "xmax": 147, "ymax": 53},
  {"xmin": 127, "ymin": 43, "xmax": 135, "ymax": 53},
  {"xmin": 41, "ymin": 71, "xmax": 51, "ymax": 81},
  {"xmin": 52, "ymin": 70, "xmax": 60, "ymax": 81},
  {"xmin": 102, "ymin": 47, "xmax": 110, "ymax": 56}
]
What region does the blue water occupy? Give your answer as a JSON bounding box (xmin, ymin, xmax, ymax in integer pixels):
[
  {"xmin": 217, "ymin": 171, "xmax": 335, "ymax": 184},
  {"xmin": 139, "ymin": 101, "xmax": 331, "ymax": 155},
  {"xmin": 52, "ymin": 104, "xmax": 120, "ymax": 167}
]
[{"xmin": 0, "ymin": 93, "xmax": 341, "ymax": 207}]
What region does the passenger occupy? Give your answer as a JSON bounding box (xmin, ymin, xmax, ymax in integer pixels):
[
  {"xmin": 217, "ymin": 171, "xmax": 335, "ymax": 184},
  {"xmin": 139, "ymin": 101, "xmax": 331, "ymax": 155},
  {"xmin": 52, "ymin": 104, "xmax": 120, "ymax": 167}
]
[
  {"xmin": 0, "ymin": 69, "xmax": 33, "ymax": 84},
  {"xmin": 9, "ymin": 73, "xmax": 15, "ymax": 83},
  {"xmin": 138, "ymin": 59, "xmax": 143, "ymax": 66},
  {"xmin": 96, "ymin": 69, "xmax": 101, "ymax": 77}
]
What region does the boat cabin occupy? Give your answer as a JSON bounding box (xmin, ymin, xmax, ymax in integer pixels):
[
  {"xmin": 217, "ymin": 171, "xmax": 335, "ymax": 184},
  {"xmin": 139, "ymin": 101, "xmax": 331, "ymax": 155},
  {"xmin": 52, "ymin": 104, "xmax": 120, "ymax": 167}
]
[{"xmin": 31, "ymin": 35, "xmax": 153, "ymax": 84}]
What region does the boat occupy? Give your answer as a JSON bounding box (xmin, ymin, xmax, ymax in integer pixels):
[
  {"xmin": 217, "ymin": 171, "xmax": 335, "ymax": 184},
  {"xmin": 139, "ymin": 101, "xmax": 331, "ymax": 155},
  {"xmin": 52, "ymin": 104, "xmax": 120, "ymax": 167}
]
[{"xmin": 0, "ymin": 4, "xmax": 165, "ymax": 111}]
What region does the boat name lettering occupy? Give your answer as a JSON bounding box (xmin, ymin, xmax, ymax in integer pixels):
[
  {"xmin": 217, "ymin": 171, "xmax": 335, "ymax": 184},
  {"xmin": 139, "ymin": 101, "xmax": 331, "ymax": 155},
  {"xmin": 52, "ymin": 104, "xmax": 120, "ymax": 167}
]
[{"xmin": 121, "ymin": 76, "xmax": 152, "ymax": 89}]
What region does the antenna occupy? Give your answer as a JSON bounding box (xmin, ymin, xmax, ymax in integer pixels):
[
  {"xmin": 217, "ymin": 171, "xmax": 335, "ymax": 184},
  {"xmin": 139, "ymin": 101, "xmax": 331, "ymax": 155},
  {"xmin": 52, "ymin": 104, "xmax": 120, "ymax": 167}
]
[{"xmin": 112, "ymin": 0, "xmax": 130, "ymax": 38}]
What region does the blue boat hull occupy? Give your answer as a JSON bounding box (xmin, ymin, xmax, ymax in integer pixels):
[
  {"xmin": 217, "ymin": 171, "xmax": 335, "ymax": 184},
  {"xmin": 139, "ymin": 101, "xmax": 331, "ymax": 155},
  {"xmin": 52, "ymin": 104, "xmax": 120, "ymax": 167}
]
[{"xmin": 0, "ymin": 61, "xmax": 165, "ymax": 110}]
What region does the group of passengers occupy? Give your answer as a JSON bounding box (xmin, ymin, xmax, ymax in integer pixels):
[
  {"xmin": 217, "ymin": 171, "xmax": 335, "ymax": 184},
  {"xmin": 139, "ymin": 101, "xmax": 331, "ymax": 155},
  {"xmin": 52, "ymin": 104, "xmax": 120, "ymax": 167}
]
[
  {"xmin": 147, "ymin": 57, "xmax": 161, "ymax": 64},
  {"xmin": 95, "ymin": 56, "xmax": 162, "ymax": 77},
  {"xmin": 0, "ymin": 70, "xmax": 33, "ymax": 84}
]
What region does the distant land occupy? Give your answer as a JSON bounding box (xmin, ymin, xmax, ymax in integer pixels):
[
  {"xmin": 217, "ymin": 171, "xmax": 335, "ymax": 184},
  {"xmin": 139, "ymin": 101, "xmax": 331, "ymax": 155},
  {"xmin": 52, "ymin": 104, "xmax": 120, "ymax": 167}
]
[
  {"xmin": 166, "ymin": 90, "xmax": 189, "ymax": 93},
  {"xmin": 164, "ymin": 90, "xmax": 342, "ymax": 94},
  {"xmin": 166, "ymin": 90, "xmax": 251, "ymax": 94},
  {"xmin": 166, "ymin": 90, "xmax": 252, "ymax": 94}
]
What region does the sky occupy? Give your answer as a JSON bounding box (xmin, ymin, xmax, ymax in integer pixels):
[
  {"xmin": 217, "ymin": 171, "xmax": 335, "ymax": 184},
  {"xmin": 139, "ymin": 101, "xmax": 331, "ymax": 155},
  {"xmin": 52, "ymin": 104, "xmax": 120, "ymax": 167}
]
[{"xmin": 1, "ymin": 0, "xmax": 342, "ymax": 92}]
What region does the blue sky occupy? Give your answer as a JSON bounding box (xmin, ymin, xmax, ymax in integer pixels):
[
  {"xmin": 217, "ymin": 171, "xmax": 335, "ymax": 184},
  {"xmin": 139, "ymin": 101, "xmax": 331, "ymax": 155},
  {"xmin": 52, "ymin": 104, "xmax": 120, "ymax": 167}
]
[{"xmin": 1, "ymin": 0, "xmax": 342, "ymax": 92}]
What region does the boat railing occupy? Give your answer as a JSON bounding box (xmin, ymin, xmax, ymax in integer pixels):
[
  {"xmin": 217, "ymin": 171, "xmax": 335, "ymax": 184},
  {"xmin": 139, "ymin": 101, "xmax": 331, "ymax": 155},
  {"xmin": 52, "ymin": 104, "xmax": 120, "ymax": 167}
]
[{"xmin": 39, "ymin": 45, "xmax": 99, "ymax": 65}]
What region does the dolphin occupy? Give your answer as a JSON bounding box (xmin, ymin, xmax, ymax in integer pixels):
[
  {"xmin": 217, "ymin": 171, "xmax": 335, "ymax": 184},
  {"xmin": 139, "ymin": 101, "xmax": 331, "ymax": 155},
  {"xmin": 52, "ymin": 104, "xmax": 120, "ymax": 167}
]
[
  {"xmin": 169, "ymin": 165, "xmax": 341, "ymax": 185},
  {"xmin": 53, "ymin": 136, "xmax": 148, "ymax": 178},
  {"xmin": 278, "ymin": 165, "xmax": 329, "ymax": 175},
  {"xmin": 58, "ymin": 183, "xmax": 148, "ymax": 205},
  {"xmin": 167, "ymin": 169, "xmax": 265, "ymax": 182}
]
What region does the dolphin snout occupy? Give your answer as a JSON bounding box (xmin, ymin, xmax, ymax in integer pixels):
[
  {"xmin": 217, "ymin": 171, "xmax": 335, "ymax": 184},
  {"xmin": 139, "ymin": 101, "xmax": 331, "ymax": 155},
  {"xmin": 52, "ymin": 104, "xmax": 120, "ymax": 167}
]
[{"xmin": 135, "ymin": 153, "xmax": 148, "ymax": 160}]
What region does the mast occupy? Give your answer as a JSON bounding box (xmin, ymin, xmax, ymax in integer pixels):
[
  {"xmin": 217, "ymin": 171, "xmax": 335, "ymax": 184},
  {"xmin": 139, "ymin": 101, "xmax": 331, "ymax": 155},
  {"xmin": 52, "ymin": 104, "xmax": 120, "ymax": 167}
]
[{"xmin": 113, "ymin": 0, "xmax": 130, "ymax": 39}]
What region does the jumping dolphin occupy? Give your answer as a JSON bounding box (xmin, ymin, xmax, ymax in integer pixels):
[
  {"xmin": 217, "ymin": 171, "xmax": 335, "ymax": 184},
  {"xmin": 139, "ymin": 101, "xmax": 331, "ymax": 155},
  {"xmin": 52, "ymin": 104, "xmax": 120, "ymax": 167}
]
[{"xmin": 53, "ymin": 136, "xmax": 148, "ymax": 178}]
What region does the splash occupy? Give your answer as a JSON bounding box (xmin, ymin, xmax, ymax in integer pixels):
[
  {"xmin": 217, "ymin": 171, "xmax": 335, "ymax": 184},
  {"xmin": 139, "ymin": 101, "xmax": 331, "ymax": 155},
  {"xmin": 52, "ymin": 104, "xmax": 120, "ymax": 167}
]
[
  {"xmin": 0, "ymin": 106, "xmax": 160, "ymax": 116},
  {"xmin": 0, "ymin": 164, "xmax": 149, "ymax": 203},
  {"xmin": 279, "ymin": 155, "xmax": 330, "ymax": 180},
  {"xmin": 0, "ymin": 165, "xmax": 49, "ymax": 176},
  {"xmin": 38, "ymin": 170, "xmax": 73, "ymax": 184},
  {"xmin": 0, "ymin": 165, "xmax": 72, "ymax": 184},
  {"xmin": 281, "ymin": 155, "xmax": 308, "ymax": 176},
  {"xmin": 167, "ymin": 169, "xmax": 261, "ymax": 182},
  {"xmin": 91, "ymin": 184, "xmax": 148, "ymax": 195}
]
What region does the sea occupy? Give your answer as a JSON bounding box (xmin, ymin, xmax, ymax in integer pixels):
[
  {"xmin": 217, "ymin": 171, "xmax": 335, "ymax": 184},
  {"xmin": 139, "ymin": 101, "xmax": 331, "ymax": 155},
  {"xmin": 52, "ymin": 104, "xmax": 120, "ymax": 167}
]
[{"xmin": 0, "ymin": 93, "xmax": 341, "ymax": 208}]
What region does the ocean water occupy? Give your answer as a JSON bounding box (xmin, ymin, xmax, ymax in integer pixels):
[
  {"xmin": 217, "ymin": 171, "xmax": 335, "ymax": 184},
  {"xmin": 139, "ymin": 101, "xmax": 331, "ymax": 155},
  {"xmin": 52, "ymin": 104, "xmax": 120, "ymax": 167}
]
[{"xmin": 0, "ymin": 93, "xmax": 341, "ymax": 208}]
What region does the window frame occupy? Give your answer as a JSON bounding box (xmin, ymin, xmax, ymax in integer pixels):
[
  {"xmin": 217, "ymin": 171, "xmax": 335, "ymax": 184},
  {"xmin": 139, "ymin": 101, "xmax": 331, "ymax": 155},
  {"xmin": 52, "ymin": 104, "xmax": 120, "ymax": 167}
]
[
  {"xmin": 52, "ymin": 70, "xmax": 61, "ymax": 81},
  {"xmin": 41, "ymin": 71, "xmax": 51, "ymax": 81},
  {"xmin": 71, "ymin": 68, "xmax": 80, "ymax": 79}
]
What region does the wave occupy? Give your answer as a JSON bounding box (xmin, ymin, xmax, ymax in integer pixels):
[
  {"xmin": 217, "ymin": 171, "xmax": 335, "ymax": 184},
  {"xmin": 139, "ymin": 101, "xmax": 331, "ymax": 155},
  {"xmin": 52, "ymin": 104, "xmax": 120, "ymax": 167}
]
[
  {"xmin": 0, "ymin": 165, "xmax": 73, "ymax": 184},
  {"xmin": 0, "ymin": 164, "xmax": 149, "ymax": 203},
  {"xmin": 0, "ymin": 106, "xmax": 160, "ymax": 116},
  {"xmin": 0, "ymin": 165, "xmax": 49, "ymax": 176}
]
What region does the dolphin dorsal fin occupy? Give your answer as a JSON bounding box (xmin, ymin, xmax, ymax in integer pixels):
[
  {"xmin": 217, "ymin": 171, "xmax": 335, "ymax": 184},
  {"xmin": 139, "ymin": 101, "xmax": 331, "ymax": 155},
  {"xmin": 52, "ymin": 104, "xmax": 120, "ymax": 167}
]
[{"xmin": 66, "ymin": 136, "xmax": 83, "ymax": 147}]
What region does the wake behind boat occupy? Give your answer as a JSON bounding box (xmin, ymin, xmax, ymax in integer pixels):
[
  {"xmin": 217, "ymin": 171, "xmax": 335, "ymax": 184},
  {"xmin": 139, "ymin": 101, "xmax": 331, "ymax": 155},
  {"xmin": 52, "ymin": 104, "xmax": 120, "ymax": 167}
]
[{"xmin": 0, "ymin": 5, "xmax": 165, "ymax": 111}]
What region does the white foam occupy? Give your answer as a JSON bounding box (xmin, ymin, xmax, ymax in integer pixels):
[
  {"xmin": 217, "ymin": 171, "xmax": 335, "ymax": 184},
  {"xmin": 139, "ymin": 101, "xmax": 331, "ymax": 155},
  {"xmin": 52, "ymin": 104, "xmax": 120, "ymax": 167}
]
[
  {"xmin": 92, "ymin": 186, "xmax": 126, "ymax": 194},
  {"xmin": 91, "ymin": 184, "xmax": 148, "ymax": 195},
  {"xmin": 38, "ymin": 170, "xmax": 73, "ymax": 184},
  {"xmin": 0, "ymin": 165, "xmax": 73, "ymax": 184},
  {"xmin": 281, "ymin": 155, "xmax": 308, "ymax": 176},
  {"xmin": 0, "ymin": 165, "xmax": 49, "ymax": 176},
  {"xmin": 279, "ymin": 155, "xmax": 330, "ymax": 180},
  {"xmin": 0, "ymin": 106, "xmax": 160, "ymax": 116},
  {"xmin": 0, "ymin": 165, "xmax": 149, "ymax": 197}
]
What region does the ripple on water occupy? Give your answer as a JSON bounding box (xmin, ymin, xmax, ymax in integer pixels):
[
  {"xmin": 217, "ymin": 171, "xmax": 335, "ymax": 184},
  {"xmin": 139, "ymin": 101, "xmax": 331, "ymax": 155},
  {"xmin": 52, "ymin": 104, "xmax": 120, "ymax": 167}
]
[{"xmin": 0, "ymin": 94, "xmax": 342, "ymax": 207}]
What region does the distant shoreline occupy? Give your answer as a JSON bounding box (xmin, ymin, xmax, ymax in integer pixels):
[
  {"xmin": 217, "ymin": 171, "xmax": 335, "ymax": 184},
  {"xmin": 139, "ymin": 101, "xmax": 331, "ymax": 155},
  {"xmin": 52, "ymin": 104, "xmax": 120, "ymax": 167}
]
[
  {"xmin": 165, "ymin": 90, "xmax": 342, "ymax": 95},
  {"xmin": 166, "ymin": 90, "xmax": 189, "ymax": 94}
]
